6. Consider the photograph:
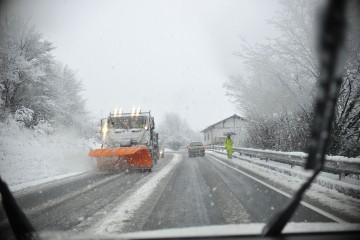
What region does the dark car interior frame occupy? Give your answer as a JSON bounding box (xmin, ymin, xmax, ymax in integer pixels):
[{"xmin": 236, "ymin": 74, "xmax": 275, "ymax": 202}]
[{"xmin": 0, "ymin": 0, "xmax": 359, "ymax": 239}]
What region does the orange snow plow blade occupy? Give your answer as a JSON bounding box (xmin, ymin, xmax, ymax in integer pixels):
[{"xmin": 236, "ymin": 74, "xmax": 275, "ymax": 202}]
[{"xmin": 89, "ymin": 146, "xmax": 152, "ymax": 170}]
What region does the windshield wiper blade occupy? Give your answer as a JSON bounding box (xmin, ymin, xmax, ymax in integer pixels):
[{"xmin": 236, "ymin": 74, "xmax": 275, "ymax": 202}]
[
  {"xmin": 262, "ymin": 0, "xmax": 347, "ymax": 236},
  {"xmin": 261, "ymin": 169, "xmax": 321, "ymax": 236},
  {"xmin": 0, "ymin": 177, "xmax": 38, "ymax": 240}
]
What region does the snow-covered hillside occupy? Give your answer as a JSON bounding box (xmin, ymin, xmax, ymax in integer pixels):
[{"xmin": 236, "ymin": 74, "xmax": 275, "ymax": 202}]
[{"xmin": 0, "ymin": 119, "xmax": 97, "ymax": 190}]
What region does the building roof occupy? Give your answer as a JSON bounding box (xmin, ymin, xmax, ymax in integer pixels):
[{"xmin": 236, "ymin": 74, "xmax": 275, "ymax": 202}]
[{"xmin": 201, "ymin": 114, "xmax": 246, "ymax": 133}]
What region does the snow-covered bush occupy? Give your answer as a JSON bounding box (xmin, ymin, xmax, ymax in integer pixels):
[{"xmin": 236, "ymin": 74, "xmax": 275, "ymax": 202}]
[
  {"xmin": 33, "ymin": 120, "xmax": 55, "ymax": 135},
  {"xmin": 12, "ymin": 107, "xmax": 34, "ymax": 127}
]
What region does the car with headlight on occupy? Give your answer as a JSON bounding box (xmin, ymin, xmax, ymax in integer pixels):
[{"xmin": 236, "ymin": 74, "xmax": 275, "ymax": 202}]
[
  {"xmin": 159, "ymin": 146, "xmax": 164, "ymax": 158},
  {"xmin": 188, "ymin": 142, "xmax": 205, "ymax": 157}
]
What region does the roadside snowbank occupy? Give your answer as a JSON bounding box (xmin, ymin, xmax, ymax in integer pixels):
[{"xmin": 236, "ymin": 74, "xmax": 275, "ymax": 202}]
[
  {"xmin": 0, "ymin": 119, "xmax": 96, "ymax": 190},
  {"xmin": 223, "ymin": 150, "xmax": 360, "ymax": 199}
]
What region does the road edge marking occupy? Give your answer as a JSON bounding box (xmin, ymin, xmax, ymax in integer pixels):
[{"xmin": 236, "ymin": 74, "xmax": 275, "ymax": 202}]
[{"xmin": 207, "ymin": 154, "xmax": 346, "ymax": 223}]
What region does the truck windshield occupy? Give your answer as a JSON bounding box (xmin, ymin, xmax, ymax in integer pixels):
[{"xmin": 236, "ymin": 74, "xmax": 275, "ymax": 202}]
[{"xmin": 109, "ymin": 116, "xmax": 147, "ymax": 129}]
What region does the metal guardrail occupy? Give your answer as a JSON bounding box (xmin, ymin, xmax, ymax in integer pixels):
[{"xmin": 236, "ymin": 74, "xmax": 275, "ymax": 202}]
[{"xmin": 209, "ymin": 145, "xmax": 360, "ymax": 180}]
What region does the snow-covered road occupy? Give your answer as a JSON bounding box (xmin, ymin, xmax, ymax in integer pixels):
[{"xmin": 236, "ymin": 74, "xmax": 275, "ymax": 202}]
[{"xmin": 1, "ymin": 151, "xmax": 358, "ymax": 239}]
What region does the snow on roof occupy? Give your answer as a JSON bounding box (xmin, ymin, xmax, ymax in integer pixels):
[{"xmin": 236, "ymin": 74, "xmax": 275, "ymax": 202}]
[{"xmin": 201, "ymin": 114, "xmax": 246, "ymax": 133}]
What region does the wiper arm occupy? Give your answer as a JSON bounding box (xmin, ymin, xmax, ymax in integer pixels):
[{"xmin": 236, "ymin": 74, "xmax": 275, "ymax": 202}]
[
  {"xmin": 261, "ymin": 169, "xmax": 321, "ymax": 236},
  {"xmin": 262, "ymin": 0, "xmax": 347, "ymax": 236},
  {"xmin": 0, "ymin": 177, "xmax": 38, "ymax": 240}
]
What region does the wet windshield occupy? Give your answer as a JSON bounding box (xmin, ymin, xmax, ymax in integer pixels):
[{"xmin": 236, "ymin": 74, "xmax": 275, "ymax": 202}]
[{"xmin": 0, "ymin": 0, "xmax": 359, "ymax": 239}]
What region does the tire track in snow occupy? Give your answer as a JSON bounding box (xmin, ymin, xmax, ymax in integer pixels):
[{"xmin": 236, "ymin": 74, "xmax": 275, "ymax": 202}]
[
  {"xmin": 0, "ymin": 173, "xmax": 124, "ymax": 229},
  {"xmin": 197, "ymin": 157, "xmax": 251, "ymax": 224},
  {"xmin": 93, "ymin": 154, "xmax": 181, "ymax": 234},
  {"xmin": 26, "ymin": 173, "xmax": 124, "ymax": 216}
]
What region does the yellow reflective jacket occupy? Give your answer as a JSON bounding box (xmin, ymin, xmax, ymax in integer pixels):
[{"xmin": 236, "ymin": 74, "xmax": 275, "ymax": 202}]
[{"xmin": 224, "ymin": 138, "xmax": 234, "ymax": 149}]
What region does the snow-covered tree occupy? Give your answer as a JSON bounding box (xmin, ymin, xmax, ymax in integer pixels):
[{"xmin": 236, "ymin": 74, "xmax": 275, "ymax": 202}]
[
  {"xmin": 330, "ymin": 2, "xmax": 360, "ymax": 156},
  {"xmin": 158, "ymin": 112, "xmax": 201, "ymax": 149},
  {"xmin": 0, "ymin": 15, "xmax": 54, "ymax": 121},
  {"xmin": 225, "ymin": 0, "xmax": 360, "ymax": 156},
  {"xmin": 224, "ymin": 0, "xmax": 318, "ymax": 151},
  {"xmin": 51, "ymin": 64, "xmax": 87, "ymax": 128},
  {"xmin": 0, "ymin": 12, "xmax": 88, "ymax": 133}
]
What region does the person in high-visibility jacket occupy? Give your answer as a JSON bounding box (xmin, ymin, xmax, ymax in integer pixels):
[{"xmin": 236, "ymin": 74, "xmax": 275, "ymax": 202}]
[{"xmin": 224, "ymin": 135, "xmax": 234, "ymax": 159}]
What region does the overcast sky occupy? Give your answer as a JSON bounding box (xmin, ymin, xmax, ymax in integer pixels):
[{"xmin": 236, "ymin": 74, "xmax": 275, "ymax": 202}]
[{"xmin": 16, "ymin": 0, "xmax": 281, "ymax": 130}]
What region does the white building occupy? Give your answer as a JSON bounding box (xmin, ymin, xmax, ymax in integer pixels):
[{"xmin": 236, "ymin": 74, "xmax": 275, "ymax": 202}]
[{"xmin": 201, "ymin": 114, "xmax": 246, "ymax": 146}]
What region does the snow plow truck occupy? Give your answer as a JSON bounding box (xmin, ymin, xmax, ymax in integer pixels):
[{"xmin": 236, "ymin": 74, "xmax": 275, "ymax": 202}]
[{"xmin": 89, "ymin": 108, "xmax": 159, "ymax": 171}]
